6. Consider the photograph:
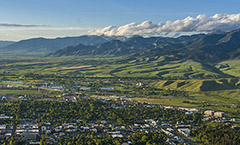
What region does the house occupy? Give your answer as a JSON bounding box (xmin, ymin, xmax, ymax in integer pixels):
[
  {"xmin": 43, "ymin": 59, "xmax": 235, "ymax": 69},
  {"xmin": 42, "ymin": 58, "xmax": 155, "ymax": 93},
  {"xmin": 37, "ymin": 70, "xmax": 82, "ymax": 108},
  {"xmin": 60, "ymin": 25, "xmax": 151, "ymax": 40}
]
[
  {"xmin": 21, "ymin": 132, "xmax": 37, "ymax": 141},
  {"xmin": 79, "ymin": 87, "xmax": 91, "ymax": 91},
  {"xmin": 100, "ymin": 87, "xmax": 113, "ymax": 90},
  {"xmin": 189, "ymin": 108, "xmax": 199, "ymax": 112},
  {"xmin": 214, "ymin": 112, "xmax": 224, "ymax": 118},
  {"xmin": 160, "ymin": 123, "xmax": 171, "ymax": 126},
  {"xmin": 1, "ymin": 96, "xmax": 7, "ymax": 101},
  {"xmin": 18, "ymin": 96, "xmax": 27, "ymax": 101},
  {"xmin": 202, "ymin": 117, "xmax": 212, "ymax": 122},
  {"xmin": 41, "ymin": 126, "xmax": 47, "ymax": 131},
  {"xmin": 172, "ymin": 136, "xmax": 184, "ymax": 143},
  {"xmin": 136, "ymin": 82, "xmax": 143, "ymax": 87},
  {"xmin": 54, "ymin": 126, "xmax": 63, "ymax": 132},
  {"xmin": 5, "ymin": 133, "xmax": 12, "ymax": 137},
  {"xmin": 204, "ymin": 110, "xmax": 214, "ymax": 116},
  {"xmin": 0, "ymin": 125, "xmax": 6, "ymax": 134},
  {"xmin": 145, "ymin": 119, "xmax": 153, "ymax": 122},
  {"xmin": 178, "ymin": 128, "xmax": 190, "ymax": 137},
  {"xmin": 81, "ymin": 126, "xmax": 89, "ymax": 130},
  {"xmin": 16, "ymin": 123, "xmax": 39, "ymax": 137},
  {"xmin": 163, "ymin": 106, "xmax": 174, "ymax": 110},
  {"xmin": 175, "ymin": 124, "xmax": 191, "ymax": 128},
  {"xmin": 143, "ymin": 124, "xmax": 150, "ymax": 128},
  {"xmin": 45, "ymin": 130, "xmax": 51, "ymax": 134},
  {"xmin": 29, "ymin": 142, "xmax": 40, "ymax": 145},
  {"xmin": 101, "ymin": 120, "xmax": 107, "ymax": 124},
  {"xmin": 134, "ymin": 124, "xmax": 140, "ymax": 127},
  {"xmin": 50, "ymin": 86, "xmax": 64, "ymax": 90},
  {"xmin": 76, "ymin": 120, "xmax": 83, "ymax": 123},
  {"xmin": 107, "ymin": 131, "xmax": 121, "ymax": 134},
  {"xmin": 2, "ymin": 80, "xmax": 22, "ymax": 84},
  {"xmin": 167, "ymin": 128, "xmax": 173, "ymax": 132},
  {"xmin": 232, "ymin": 125, "xmax": 240, "ymax": 130},
  {"xmin": 145, "ymin": 119, "xmax": 157, "ymax": 126},
  {"xmin": 59, "ymin": 132, "xmax": 65, "ymax": 136},
  {"xmin": 45, "ymin": 122, "xmax": 51, "ymax": 126},
  {"xmin": 91, "ymin": 128, "xmax": 98, "ymax": 133},
  {"xmin": 112, "ymin": 134, "xmax": 123, "ymax": 138},
  {"xmin": 161, "ymin": 128, "xmax": 174, "ymax": 137},
  {"xmin": 0, "ymin": 114, "xmax": 14, "ymax": 119},
  {"xmin": 64, "ymin": 123, "xmax": 77, "ymax": 129},
  {"xmin": 185, "ymin": 112, "xmax": 193, "ymax": 115},
  {"xmin": 45, "ymin": 137, "xmax": 57, "ymax": 144}
]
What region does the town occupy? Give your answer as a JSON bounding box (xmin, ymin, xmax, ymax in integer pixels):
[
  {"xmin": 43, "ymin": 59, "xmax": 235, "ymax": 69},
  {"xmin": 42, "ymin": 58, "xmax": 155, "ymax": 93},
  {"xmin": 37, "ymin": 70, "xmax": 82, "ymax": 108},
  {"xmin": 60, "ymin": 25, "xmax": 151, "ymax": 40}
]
[{"xmin": 0, "ymin": 79, "xmax": 240, "ymax": 144}]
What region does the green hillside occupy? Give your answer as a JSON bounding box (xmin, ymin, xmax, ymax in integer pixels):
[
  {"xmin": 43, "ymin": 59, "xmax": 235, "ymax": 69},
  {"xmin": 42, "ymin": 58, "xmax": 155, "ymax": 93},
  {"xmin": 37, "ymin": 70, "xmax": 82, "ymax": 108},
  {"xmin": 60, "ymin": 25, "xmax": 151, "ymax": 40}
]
[
  {"xmin": 151, "ymin": 78, "xmax": 240, "ymax": 92},
  {"xmin": 0, "ymin": 56, "xmax": 236, "ymax": 79},
  {"xmin": 216, "ymin": 60, "xmax": 240, "ymax": 77},
  {"xmin": 106, "ymin": 59, "xmax": 220, "ymax": 78}
]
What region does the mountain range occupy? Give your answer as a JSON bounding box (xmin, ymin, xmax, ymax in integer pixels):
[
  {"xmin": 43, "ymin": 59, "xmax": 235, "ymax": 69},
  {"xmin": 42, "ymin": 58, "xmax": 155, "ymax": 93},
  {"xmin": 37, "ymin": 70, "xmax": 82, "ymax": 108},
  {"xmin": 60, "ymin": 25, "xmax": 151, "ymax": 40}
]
[
  {"xmin": 1, "ymin": 29, "xmax": 240, "ymax": 64},
  {"xmin": 0, "ymin": 35, "xmax": 126, "ymax": 57},
  {"xmin": 47, "ymin": 34, "xmax": 205, "ymax": 57},
  {"xmin": 48, "ymin": 29, "xmax": 240, "ymax": 63}
]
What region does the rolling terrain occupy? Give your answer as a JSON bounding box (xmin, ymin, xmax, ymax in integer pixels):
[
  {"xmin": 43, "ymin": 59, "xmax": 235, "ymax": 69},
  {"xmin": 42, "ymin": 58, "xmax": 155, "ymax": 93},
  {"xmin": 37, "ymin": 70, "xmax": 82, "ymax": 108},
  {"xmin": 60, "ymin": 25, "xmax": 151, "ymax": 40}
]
[
  {"xmin": 151, "ymin": 78, "xmax": 240, "ymax": 92},
  {"xmin": 0, "ymin": 35, "xmax": 125, "ymax": 57},
  {"xmin": 0, "ymin": 29, "xmax": 240, "ymax": 117},
  {"xmin": 0, "ymin": 41, "xmax": 15, "ymax": 48}
]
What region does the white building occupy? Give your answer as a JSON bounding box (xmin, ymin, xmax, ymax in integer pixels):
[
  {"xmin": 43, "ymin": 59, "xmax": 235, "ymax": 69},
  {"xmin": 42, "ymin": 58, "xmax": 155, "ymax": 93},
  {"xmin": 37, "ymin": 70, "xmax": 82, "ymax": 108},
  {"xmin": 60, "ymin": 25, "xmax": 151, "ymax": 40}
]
[{"xmin": 178, "ymin": 128, "xmax": 190, "ymax": 137}]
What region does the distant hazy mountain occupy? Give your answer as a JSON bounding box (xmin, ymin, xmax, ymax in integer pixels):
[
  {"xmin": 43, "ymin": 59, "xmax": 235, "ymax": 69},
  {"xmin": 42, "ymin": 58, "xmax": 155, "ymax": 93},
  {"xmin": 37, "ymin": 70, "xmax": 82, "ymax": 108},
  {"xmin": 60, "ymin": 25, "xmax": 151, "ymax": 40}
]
[
  {"xmin": 48, "ymin": 29, "xmax": 240, "ymax": 63},
  {"xmin": 0, "ymin": 41, "xmax": 15, "ymax": 48},
  {"xmin": 0, "ymin": 35, "xmax": 123, "ymax": 56}
]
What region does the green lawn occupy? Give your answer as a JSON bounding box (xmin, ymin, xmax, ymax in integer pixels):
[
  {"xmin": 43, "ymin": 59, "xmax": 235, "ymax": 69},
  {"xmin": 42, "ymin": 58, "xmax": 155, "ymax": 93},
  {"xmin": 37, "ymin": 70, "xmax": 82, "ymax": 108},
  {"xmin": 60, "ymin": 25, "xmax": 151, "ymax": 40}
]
[{"xmin": 0, "ymin": 89, "xmax": 41, "ymax": 95}]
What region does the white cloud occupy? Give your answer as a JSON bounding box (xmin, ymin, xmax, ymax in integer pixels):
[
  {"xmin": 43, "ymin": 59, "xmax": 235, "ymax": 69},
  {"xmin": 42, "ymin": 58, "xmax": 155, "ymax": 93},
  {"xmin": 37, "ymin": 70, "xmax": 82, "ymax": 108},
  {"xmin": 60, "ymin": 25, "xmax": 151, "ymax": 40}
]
[{"xmin": 88, "ymin": 13, "xmax": 240, "ymax": 37}]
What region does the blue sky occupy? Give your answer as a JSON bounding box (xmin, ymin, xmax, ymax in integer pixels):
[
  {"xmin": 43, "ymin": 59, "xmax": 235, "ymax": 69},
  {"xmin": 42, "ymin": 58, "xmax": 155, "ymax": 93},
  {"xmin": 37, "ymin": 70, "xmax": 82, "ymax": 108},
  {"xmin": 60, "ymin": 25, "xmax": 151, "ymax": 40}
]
[{"xmin": 0, "ymin": 0, "xmax": 240, "ymax": 40}]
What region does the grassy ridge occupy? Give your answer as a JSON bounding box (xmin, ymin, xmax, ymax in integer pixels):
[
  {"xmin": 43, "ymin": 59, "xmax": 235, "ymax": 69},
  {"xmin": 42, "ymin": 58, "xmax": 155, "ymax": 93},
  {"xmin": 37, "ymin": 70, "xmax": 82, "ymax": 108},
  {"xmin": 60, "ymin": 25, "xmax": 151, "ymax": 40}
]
[
  {"xmin": 217, "ymin": 60, "xmax": 240, "ymax": 77},
  {"xmin": 0, "ymin": 56, "xmax": 238, "ymax": 79},
  {"xmin": 151, "ymin": 78, "xmax": 240, "ymax": 91}
]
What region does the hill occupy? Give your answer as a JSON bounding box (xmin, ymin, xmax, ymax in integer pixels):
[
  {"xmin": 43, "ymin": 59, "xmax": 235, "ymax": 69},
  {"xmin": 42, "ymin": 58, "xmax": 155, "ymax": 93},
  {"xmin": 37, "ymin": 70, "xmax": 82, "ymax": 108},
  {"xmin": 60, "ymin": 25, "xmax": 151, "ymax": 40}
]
[
  {"xmin": 151, "ymin": 78, "xmax": 240, "ymax": 92},
  {"xmin": 0, "ymin": 41, "xmax": 15, "ymax": 48},
  {"xmin": 0, "ymin": 35, "xmax": 120, "ymax": 57}
]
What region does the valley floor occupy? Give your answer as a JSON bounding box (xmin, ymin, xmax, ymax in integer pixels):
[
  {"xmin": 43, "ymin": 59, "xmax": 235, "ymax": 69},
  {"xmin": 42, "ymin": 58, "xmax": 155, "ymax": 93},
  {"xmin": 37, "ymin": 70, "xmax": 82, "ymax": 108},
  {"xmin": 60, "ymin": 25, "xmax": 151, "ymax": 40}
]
[{"xmin": 0, "ymin": 57, "xmax": 240, "ymax": 144}]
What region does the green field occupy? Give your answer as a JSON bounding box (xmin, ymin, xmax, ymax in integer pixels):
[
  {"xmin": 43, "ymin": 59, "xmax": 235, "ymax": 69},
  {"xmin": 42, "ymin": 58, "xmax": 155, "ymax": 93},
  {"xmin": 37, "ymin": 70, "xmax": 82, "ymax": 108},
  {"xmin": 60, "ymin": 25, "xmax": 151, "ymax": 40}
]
[
  {"xmin": 0, "ymin": 56, "xmax": 240, "ymax": 117},
  {"xmin": 0, "ymin": 89, "xmax": 41, "ymax": 95}
]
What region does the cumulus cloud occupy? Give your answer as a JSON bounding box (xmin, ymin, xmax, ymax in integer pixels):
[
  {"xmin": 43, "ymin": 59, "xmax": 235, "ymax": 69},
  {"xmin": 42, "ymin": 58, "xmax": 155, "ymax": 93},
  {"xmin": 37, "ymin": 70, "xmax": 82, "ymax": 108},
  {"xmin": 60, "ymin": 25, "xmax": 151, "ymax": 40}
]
[
  {"xmin": 0, "ymin": 22, "xmax": 49, "ymax": 27},
  {"xmin": 88, "ymin": 13, "xmax": 240, "ymax": 37}
]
